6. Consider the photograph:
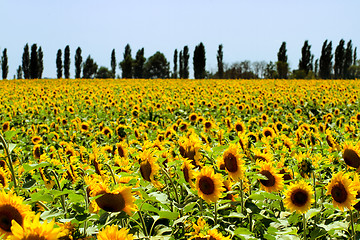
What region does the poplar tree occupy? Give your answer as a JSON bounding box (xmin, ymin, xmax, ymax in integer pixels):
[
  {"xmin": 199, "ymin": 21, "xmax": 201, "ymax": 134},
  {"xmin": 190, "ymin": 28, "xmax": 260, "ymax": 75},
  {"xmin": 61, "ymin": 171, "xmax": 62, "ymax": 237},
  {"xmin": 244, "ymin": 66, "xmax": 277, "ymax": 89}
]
[
  {"xmin": 22, "ymin": 43, "xmax": 30, "ymax": 79},
  {"xmin": 183, "ymin": 46, "xmax": 189, "ymax": 79},
  {"xmin": 299, "ymin": 40, "xmax": 312, "ymax": 75},
  {"xmin": 133, "ymin": 48, "xmax": 146, "ymax": 78},
  {"xmin": 217, "ymin": 44, "xmax": 224, "ymax": 78},
  {"xmin": 56, "ymin": 49, "xmax": 63, "ymax": 78},
  {"xmin": 1, "ymin": 48, "xmax": 8, "ymax": 79},
  {"xmin": 75, "ymin": 47, "xmax": 82, "ymax": 78},
  {"xmin": 334, "ymin": 39, "xmax": 345, "ymax": 78},
  {"xmin": 344, "ymin": 40, "xmax": 353, "ymax": 79},
  {"xmin": 30, "ymin": 44, "xmax": 38, "ymax": 79},
  {"xmin": 64, "ymin": 45, "xmax": 70, "ymax": 78},
  {"xmin": 119, "ymin": 44, "xmax": 133, "ymax": 78},
  {"xmin": 319, "ymin": 40, "xmax": 333, "ymax": 79},
  {"xmin": 111, "ymin": 49, "xmax": 116, "ymax": 78},
  {"xmin": 173, "ymin": 49, "xmax": 178, "ymax": 78},
  {"xmin": 179, "ymin": 50, "xmax": 183, "ymax": 78},
  {"xmin": 38, "ymin": 47, "xmax": 44, "ymax": 79},
  {"xmin": 276, "ymin": 42, "xmax": 289, "ymax": 79}
]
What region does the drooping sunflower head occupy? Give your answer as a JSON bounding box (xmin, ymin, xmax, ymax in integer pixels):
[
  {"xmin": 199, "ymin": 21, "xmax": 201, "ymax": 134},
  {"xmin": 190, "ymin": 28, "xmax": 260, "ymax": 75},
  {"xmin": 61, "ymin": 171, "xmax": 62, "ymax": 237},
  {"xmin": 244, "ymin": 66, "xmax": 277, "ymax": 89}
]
[
  {"xmin": 97, "ymin": 225, "xmax": 134, "ymax": 240},
  {"xmin": 222, "ymin": 144, "xmax": 245, "ymax": 180},
  {"xmin": 0, "ymin": 190, "xmax": 33, "ymax": 237},
  {"xmin": 342, "ymin": 142, "xmax": 360, "ymax": 169},
  {"xmin": 115, "ymin": 142, "xmax": 128, "ymax": 159},
  {"xmin": 178, "ymin": 134, "xmax": 203, "ymax": 167},
  {"xmin": 258, "ymin": 162, "xmax": 284, "ymax": 193},
  {"xmin": 195, "ymin": 166, "xmax": 224, "ymax": 203},
  {"xmin": 181, "ymin": 158, "xmax": 196, "ymax": 185},
  {"xmin": 139, "ymin": 149, "xmax": 160, "ymax": 184},
  {"xmin": 283, "ymin": 180, "xmax": 314, "ymax": 214},
  {"xmin": 326, "ymin": 171, "xmax": 357, "ymax": 211}
]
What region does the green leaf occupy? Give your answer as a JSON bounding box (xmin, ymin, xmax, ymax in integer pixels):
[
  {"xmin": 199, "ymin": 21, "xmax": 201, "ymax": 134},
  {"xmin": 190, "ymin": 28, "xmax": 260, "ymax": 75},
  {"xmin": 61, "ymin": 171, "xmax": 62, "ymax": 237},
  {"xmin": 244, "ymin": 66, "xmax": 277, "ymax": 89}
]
[
  {"xmin": 8, "ymin": 143, "xmax": 17, "ymax": 153},
  {"xmin": 183, "ymin": 202, "xmax": 197, "ymax": 213},
  {"xmin": 141, "ymin": 202, "xmax": 160, "ymax": 214},
  {"xmin": 305, "ymin": 208, "xmax": 321, "ymax": 220},
  {"xmin": 159, "ymin": 211, "xmax": 178, "ymax": 220},
  {"xmin": 31, "ymin": 191, "xmax": 53, "ymax": 203},
  {"xmin": 234, "ymin": 227, "xmax": 253, "ymax": 235},
  {"xmin": 228, "ymin": 212, "xmax": 246, "ymax": 218},
  {"xmin": 23, "ymin": 162, "xmax": 51, "ymax": 172},
  {"xmin": 68, "ymin": 193, "xmax": 84, "ymax": 203},
  {"xmin": 262, "ymin": 192, "xmax": 282, "ymax": 200},
  {"xmin": 249, "ymin": 193, "xmax": 265, "ymax": 201},
  {"xmin": 310, "ymin": 227, "xmax": 327, "ymax": 239}
]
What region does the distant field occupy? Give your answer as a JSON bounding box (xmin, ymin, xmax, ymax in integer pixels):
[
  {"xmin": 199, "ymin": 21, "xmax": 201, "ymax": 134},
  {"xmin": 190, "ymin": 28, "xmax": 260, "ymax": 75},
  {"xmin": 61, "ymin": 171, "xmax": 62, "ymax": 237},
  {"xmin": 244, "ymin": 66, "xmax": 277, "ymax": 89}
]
[{"xmin": 1, "ymin": 79, "xmax": 360, "ymax": 239}]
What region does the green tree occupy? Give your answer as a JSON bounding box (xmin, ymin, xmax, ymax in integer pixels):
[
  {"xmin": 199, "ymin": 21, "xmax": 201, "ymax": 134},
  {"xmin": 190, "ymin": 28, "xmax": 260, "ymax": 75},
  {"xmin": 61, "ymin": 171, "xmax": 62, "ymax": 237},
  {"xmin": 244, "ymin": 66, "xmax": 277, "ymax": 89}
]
[
  {"xmin": 299, "ymin": 40, "xmax": 312, "ymax": 75},
  {"xmin": 172, "ymin": 49, "xmax": 178, "ymax": 78},
  {"xmin": 276, "ymin": 42, "xmax": 288, "ymax": 79},
  {"xmin": 183, "ymin": 46, "xmax": 189, "ymax": 78},
  {"xmin": 133, "ymin": 48, "xmax": 146, "ymax": 78},
  {"xmin": 193, "ymin": 42, "xmax": 206, "ymax": 79},
  {"xmin": 144, "ymin": 51, "xmax": 170, "ymax": 79},
  {"xmin": 334, "ymin": 39, "xmax": 345, "ymax": 78},
  {"xmin": 38, "ymin": 47, "xmax": 44, "ymax": 79},
  {"xmin": 120, "ymin": 44, "xmax": 133, "ymax": 78},
  {"xmin": 95, "ymin": 66, "xmax": 112, "ymax": 79},
  {"xmin": 22, "ymin": 43, "xmax": 30, "ymax": 79},
  {"xmin": 217, "ymin": 44, "xmax": 224, "ymax": 79},
  {"xmin": 64, "ymin": 45, "xmax": 70, "ymax": 78},
  {"xmin": 83, "ymin": 55, "xmax": 98, "ymax": 79},
  {"xmin": 344, "ymin": 40, "xmax": 353, "ymax": 79},
  {"xmin": 17, "ymin": 65, "xmax": 23, "ymax": 79},
  {"xmin": 1, "ymin": 48, "xmax": 8, "ymax": 79},
  {"xmin": 179, "ymin": 50, "xmax": 183, "ymax": 78},
  {"xmin": 56, "ymin": 49, "xmax": 63, "ymax": 78},
  {"xmin": 75, "ymin": 47, "xmax": 82, "ymax": 78},
  {"xmin": 30, "ymin": 44, "xmax": 38, "ymax": 79},
  {"xmin": 264, "ymin": 61, "xmax": 277, "ymax": 78},
  {"xmin": 111, "ymin": 49, "xmax": 116, "ymax": 78},
  {"xmin": 319, "ymin": 40, "xmax": 333, "ymax": 79},
  {"xmin": 354, "ymin": 47, "xmax": 357, "ymax": 65}
]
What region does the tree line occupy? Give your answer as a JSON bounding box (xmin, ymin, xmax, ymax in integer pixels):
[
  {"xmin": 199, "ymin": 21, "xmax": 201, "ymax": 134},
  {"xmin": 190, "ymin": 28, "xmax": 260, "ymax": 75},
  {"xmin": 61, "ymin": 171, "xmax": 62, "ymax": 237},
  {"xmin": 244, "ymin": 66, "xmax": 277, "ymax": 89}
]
[{"xmin": 0, "ymin": 40, "xmax": 359, "ymax": 79}]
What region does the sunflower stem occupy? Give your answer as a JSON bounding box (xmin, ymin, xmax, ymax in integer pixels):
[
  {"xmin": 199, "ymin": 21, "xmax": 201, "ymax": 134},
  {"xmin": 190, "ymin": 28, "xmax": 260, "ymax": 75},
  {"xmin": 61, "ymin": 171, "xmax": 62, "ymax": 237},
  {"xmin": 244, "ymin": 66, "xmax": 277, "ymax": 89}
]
[
  {"xmin": 50, "ymin": 170, "xmax": 67, "ymax": 215},
  {"xmin": 161, "ymin": 167, "xmax": 181, "ymax": 208},
  {"xmin": 0, "ymin": 133, "xmax": 17, "ymax": 189},
  {"xmin": 214, "ymin": 201, "xmax": 218, "ymax": 225},
  {"xmin": 104, "ymin": 163, "xmax": 117, "ymax": 185},
  {"xmin": 138, "ymin": 200, "xmax": 149, "ymax": 239},
  {"xmin": 312, "ymin": 172, "xmax": 317, "ymax": 209},
  {"xmin": 303, "ymin": 213, "xmax": 307, "ymax": 240},
  {"xmin": 350, "ymin": 209, "xmax": 356, "ymax": 240},
  {"xmin": 240, "ymin": 179, "xmax": 244, "ymax": 214}
]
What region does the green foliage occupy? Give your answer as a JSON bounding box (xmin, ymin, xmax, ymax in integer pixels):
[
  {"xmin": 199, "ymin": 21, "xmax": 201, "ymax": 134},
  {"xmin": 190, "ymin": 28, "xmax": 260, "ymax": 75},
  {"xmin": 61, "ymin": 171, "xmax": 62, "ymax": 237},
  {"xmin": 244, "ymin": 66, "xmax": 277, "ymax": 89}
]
[
  {"xmin": 82, "ymin": 55, "xmax": 98, "ymax": 79},
  {"xmin": 95, "ymin": 66, "xmax": 112, "ymax": 79},
  {"xmin": 120, "ymin": 44, "xmax": 133, "ymax": 78},
  {"xmin": 111, "ymin": 49, "xmax": 116, "ymax": 78},
  {"xmin": 172, "ymin": 49, "xmax": 178, "ymax": 78},
  {"xmin": 75, "ymin": 47, "xmax": 82, "ymax": 78},
  {"xmin": 30, "ymin": 44, "xmax": 39, "ymax": 79},
  {"xmin": 299, "ymin": 40, "xmax": 313, "ymax": 75},
  {"xmin": 217, "ymin": 44, "xmax": 224, "ymax": 79},
  {"xmin": 144, "ymin": 51, "xmax": 170, "ymax": 79},
  {"xmin": 334, "ymin": 39, "xmax": 345, "ymax": 78},
  {"xmin": 133, "ymin": 48, "xmax": 146, "ymax": 78},
  {"xmin": 22, "ymin": 43, "xmax": 30, "ymax": 79},
  {"xmin": 64, "ymin": 45, "xmax": 70, "ymax": 79},
  {"xmin": 319, "ymin": 40, "xmax": 332, "ymax": 79},
  {"xmin": 277, "ymin": 42, "xmax": 288, "ymax": 79},
  {"xmin": 193, "ymin": 42, "xmax": 206, "ymax": 79},
  {"xmin": 264, "ymin": 61, "xmax": 277, "ymax": 79},
  {"xmin": 38, "ymin": 47, "xmax": 44, "ymax": 79},
  {"xmin": 1, "ymin": 48, "xmax": 8, "ymax": 79},
  {"xmin": 56, "ymin": 49, "xmax": 63, "ymax": 79},
  {"xmin": 182, "ymin": 46, "xmax": 189, "ymax": 79}
]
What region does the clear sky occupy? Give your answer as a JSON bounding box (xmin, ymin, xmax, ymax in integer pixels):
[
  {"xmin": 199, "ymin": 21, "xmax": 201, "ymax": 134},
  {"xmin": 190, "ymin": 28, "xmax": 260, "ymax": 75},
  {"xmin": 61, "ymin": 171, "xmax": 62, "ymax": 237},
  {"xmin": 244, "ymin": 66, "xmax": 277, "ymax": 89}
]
[{"xmin": 1, "ymin": 0, "xmax": 359, "ymax": 78}]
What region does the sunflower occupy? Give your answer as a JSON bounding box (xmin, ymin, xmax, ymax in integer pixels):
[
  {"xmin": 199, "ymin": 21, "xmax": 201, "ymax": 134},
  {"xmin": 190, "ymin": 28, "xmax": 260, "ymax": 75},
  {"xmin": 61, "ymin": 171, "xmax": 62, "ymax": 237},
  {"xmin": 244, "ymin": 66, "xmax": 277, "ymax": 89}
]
[
  {"xmin": 0, "ymin": 168, "xmax": 10, "ymax": 188},
  {"xmin": 115, "ymin": 142, "xmax": 128, "ymax": 158},
  {"xmin": 252, "ymin": 148, "xmax": 273, "ymax": 163},
  {"xmin": 97, "ymin": 225, "xmax": 134, "ymax": 240},
  {"xmin": 7, "ymin": 213, "xmax": 63, "ymax": 240},
  {"xmin": 80, "ymin": 122, "xmax": 90, "ymax": 132},
  {"xmin": 195, "ymin": 166, "xmax": 224, "ymax": 203},
  {"xmin": 139, "ymin": 149, "xmax": 160, "ymax": 185},
  {"xmin": 262, "ymin": 127, "xmax": 276, "ymax": 139},
  {"xmin": 31, "ymin": 135, "xmax": 42, "ymax": 145},
  {"xmin": 203, "ymin": 120, "xmax": 214, "ymax": 132},
  {"xmin": 258, "ymin": 162, "xmax": 284, "ymax": 193},
  {"xmin": 247, "ymin": 132, "xmax": 258, "ymax": 143},
  {"xmin": 342, "ymin": 142, "xmax": 360, "ymax": 169},
  {"xmin": 91, "ymin": 181, "xmax": 137, "ymax": 215},
  {"xmin": 179, "ymin": 122, "xmax": 188, "ymax": 132},
  {"xmin": 189, "ymin": 113, "xmax": 198, "ymax": 122},
  {"xmin": 207, "ymin": 229, "xmax": 231, "ymax": 240},
  {"xmin": 326, "ymin": 171, "xmax": 357, "ymax": 211},
  {"xmin": 222, "ymin": 144, "xmax": 245, "ymax": 180},
  {"xmin": 0, "ymin": 190, "xmax": 33, "ymax": 237},
  {"xmin": 2, "ymin": 122, "xmax": 10, "ymax": 132},
  {"xmin": 283, "ymin": 180, "xmax": 314, "ymax": 214},
  {"xmin": 178, "ymin": 134, "xmax": 203, "ymax": 167},
  {"xmin": 33, "ymin": 145, "xmax": 43, "ymax": 159},
  {"xmin": 181, "ymin": 158, "xmax": 196, "ymax": 185},
  {"xmin": 102, "ymin": 126, "xmax": 112, "ymax": 137},
  {"xmin": 234, "ymin": 120, "xmax": 246, "ymax": 134}
]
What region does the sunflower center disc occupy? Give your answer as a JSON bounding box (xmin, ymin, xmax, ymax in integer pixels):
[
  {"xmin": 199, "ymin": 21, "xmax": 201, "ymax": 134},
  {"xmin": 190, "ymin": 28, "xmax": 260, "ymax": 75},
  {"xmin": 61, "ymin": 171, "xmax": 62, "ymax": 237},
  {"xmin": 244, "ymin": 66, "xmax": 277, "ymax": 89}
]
[
  {"xmin": 95, "ymin": 192, "xmax": 126, "ymax": 212},
  {"xmin": 291, "ymin": 189, "xmax": 308, "ymax": 206},
  {"xmin": 259, "ymin": 170, "xmax": 276, "ymax": 187},
  {"xmin": 331, "ymin": 183, "xmax": 348, "ymax": 203},
  {"xmin": 224, "ymin": 153, "xmax": 238, "ymax": 173},
  {"xmin": 199, "ymin": 176, "xmax": 215, "ymax": 195},
  {"xmin": 235, "ymin": 124, "xmax": 243, "ymax": 132},
  {"xmin": 140, "ymin": 161, "xmax": 152, "ymax": 182},
  {"xmin": 182, "ymin": 166, "xmax": 190, "ymax": 183},
  {"xmin": 343, "ymin": 149, "xmax": 360, "ymax": 169},
  {"xmin": 0, "ymin": 205, "xmax": 23, "ymax": 232}
]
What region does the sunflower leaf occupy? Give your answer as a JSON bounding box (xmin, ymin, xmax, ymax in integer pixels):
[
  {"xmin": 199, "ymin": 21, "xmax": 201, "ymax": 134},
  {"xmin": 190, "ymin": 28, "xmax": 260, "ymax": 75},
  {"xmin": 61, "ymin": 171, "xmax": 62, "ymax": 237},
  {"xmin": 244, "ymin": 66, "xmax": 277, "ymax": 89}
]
[
  {"xmin": 159, "ymin": 210, "xmax": 178, "ymax": 220},
  {"xmin": 234, "ymin": 227, "xmax": 253, "ymax": 235},
  {"xmin": 23, "ymin": 162, "xmax": 51, "ymax": 172}
]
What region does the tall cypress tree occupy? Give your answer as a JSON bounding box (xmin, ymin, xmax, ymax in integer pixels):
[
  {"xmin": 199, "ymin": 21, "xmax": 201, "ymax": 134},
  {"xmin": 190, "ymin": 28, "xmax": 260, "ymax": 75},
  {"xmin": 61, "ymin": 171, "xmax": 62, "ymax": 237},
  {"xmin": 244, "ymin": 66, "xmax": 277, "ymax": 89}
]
[
  {"xmin": 299, "ymin": 40, "xmax": 312, "ymax": 75},
  {"xmin": 193, "ymin": 42, "xmax": 206, "ymax": 79},
  {"xmin": 30, "ymin": 44, "xmax": 39, "ymax": 79},
  {"xmin": 1, "ymin": 48, "xmax": 8, "ymax": 79},
  {"xmin": 119, "ymin": 44, "xmax": 133, "ymax": 78},
  {"xmin": 17, "ymin": 66, "xmax": 23, "ymax": 79},
  {"xmin": 111, "ymin": 49, "xmax": 116, "ymax": 78},
  {"xmin": 319, "ymin": 40, "xmax": 333, "ymax": 79},
  {"xmin": 179, "ymin": 51, "xmax": 183, "ymax": 79},
  {"xmin": 64, "ymin": 45, "xmax": 70, "ymax": 78},
  {"xmin": 38, "ymin": 47, "xmax": 44, "ymax": 79},
  {"xmin": 217, "ymin": 44, "xmax": 224, "ymax": 79},
  {"xmin": 354, "ymin": 47, "xmax": 357, "ymax": 65},
  {"xmin": 56, "ymin": 49, "xmax": 63, "ymax": 78},
  {"xmin": 344, "ymin": 40, "xmax": 353, "ymax": 79},
  {"xmin": 75, "ymin": 47, "xmax": 82, "ymax": 78},
  {"xmin": 22, "ymin": 43, "xmax": 30, "ymax": 79},
  {"xmin": 276, "ymin": 42, "xmax": 288, "ymax": 79},
  {"xmin": 334, "ymin": 39, "xmax": 345, "ymax": 78},
  {"xmin": 183, "ymin": 46, "xmax": 189, "ymax": 79},
  {"xmin": 133, "ymin": 48, "xmax": 146, "ymax": 78},
  {"xmin": 173, "ymin": 49, "xmax": 178, "ymax": 78}
]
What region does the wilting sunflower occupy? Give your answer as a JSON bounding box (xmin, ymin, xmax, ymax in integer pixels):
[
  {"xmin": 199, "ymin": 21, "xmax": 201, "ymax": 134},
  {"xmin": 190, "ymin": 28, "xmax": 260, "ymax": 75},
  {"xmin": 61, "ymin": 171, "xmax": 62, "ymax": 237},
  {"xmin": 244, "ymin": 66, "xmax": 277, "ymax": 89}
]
[
  {"xmin": 258, "ymin": 162, "xmax": 284, "ymax": 193},
  {"xmin": 91, "ymin": 181, "xmax": 137, "ymax": 215},
  {"xmin": 7, "ymin": 213, "xmax": 63, "ymax": 240},
  {"xmin": 342, "ymin": 142, "xmax": 360, "ymax": 169},
  {"xmin": 97, "ymin": 225, "xmax": 134, "ymax": 240},
  {"xmin": 0, "ymin": 190, "xmax": 33, "ymax": 237},
  {"xmin": 222, "ymin": 144, "xmax": 245, "ymax": 180},
  {"xmin": 33, "ymin": 144, "xmax": 43, "ymax": 159},
  {"xmin": 195, "ymin": 166, "xmax": 224, "ymax": 203},
  {"xmin": 326, "ymin": 171, "xmax": 357, "ymax": 211},
  {"xmin": 283, "ymin": 180, "xmax": 314, "ymax": 214}
]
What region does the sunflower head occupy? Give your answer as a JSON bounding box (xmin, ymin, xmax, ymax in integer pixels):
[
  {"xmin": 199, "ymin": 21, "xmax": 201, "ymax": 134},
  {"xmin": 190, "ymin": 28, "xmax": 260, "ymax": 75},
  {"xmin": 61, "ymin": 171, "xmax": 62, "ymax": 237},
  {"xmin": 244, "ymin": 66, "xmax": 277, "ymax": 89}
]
[
  {"xmin": 342, "ymin": 142, "xmax": 360, "ymax": 169},
  {"xmin": 258, "ymin": 162, "xmax": 284, "ymax": 193},
  {"xmin": 195, "ymin": 166, "xmax": 224, "ymax": 203},
  {"xmin": 222, "ymin": 144, "xmax": 245, "ymax": 180},
  {"xmin": 284, "ymin": 180, "xmax": 314, "ymax": 214},
  {"xmin": 97, "ymin": 225, "xmax": 134, "ymax": 240}
]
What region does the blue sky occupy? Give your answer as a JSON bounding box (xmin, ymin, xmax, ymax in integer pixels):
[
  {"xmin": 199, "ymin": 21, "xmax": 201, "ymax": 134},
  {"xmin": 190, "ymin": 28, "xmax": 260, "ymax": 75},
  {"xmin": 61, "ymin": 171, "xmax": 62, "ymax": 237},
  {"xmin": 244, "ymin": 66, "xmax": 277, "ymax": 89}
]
[{"xmin": 1, "ymin": 0, "xmax": 359, "ymax": 78}]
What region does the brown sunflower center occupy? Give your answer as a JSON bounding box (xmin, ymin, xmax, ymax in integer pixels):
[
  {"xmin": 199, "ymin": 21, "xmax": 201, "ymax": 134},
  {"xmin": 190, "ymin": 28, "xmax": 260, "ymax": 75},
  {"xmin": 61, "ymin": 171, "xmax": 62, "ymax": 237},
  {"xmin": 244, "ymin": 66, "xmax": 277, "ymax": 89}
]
[
  {"xmin": 291, "ymin": 189, "xmax": 308, "ymax": 207},
  {"xmin": 235, "ymin": 124, "xmax": 243, "ymax": 132},
  {"xmin": 0, "ymin": 204, "xmax": 23, "ymax": 232},
  {"xmin": 199, "ymin": 176, "xmax": 215, "ymax": 195},
  {"xmin": 205, "ymin": 122, "xmax": 212, "ymax": 129},
  {"xmin": 182, "ymin": 166, "xmax": 190, "ymax": 183},
  {"xmin": 259, "ymin": 170, "xmax": 275, "ymax": 187},
  {"xmin": 264, "ymin": 130, "xmax": 272, "ymax": 138},
  {"xmin": 354, "ymin": 201, "xmax": 360, "ymax": 211},
  {"xmin": 343, "ymin": 149, "xmax": 360, "ymax": 169},
  {"xmin": 331, "ymin": 183, "xmax": 348, "ymax": 203},
  {"xmin": 190, "ymin": 115, "xmax": 197, "ymax": 121},
  {"xmin": 224, "ymin": 153, "xmax": 238, "ymax": 173},
  {"xmin": 118, "ymin": 146, "xmax": 125, "ymax": 158},
  {"xmin": 81, "ymin": 124, "xmax": 88, "ymax": 131},
  {"xmin": 95, "ymin": 192, "xmax": 126, "ymax": 212},
  {"xmin": 140, "ymin": 161, "xmax": 152, "ymax": 182}
]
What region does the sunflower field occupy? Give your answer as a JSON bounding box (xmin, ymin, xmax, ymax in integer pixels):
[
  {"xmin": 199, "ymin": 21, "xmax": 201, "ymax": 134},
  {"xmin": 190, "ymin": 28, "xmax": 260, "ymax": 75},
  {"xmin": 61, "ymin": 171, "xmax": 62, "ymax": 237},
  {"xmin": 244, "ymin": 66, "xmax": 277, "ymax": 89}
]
[{"xmin": 1, "ymin": 79, "xmax": 360, "ymax": 239}]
